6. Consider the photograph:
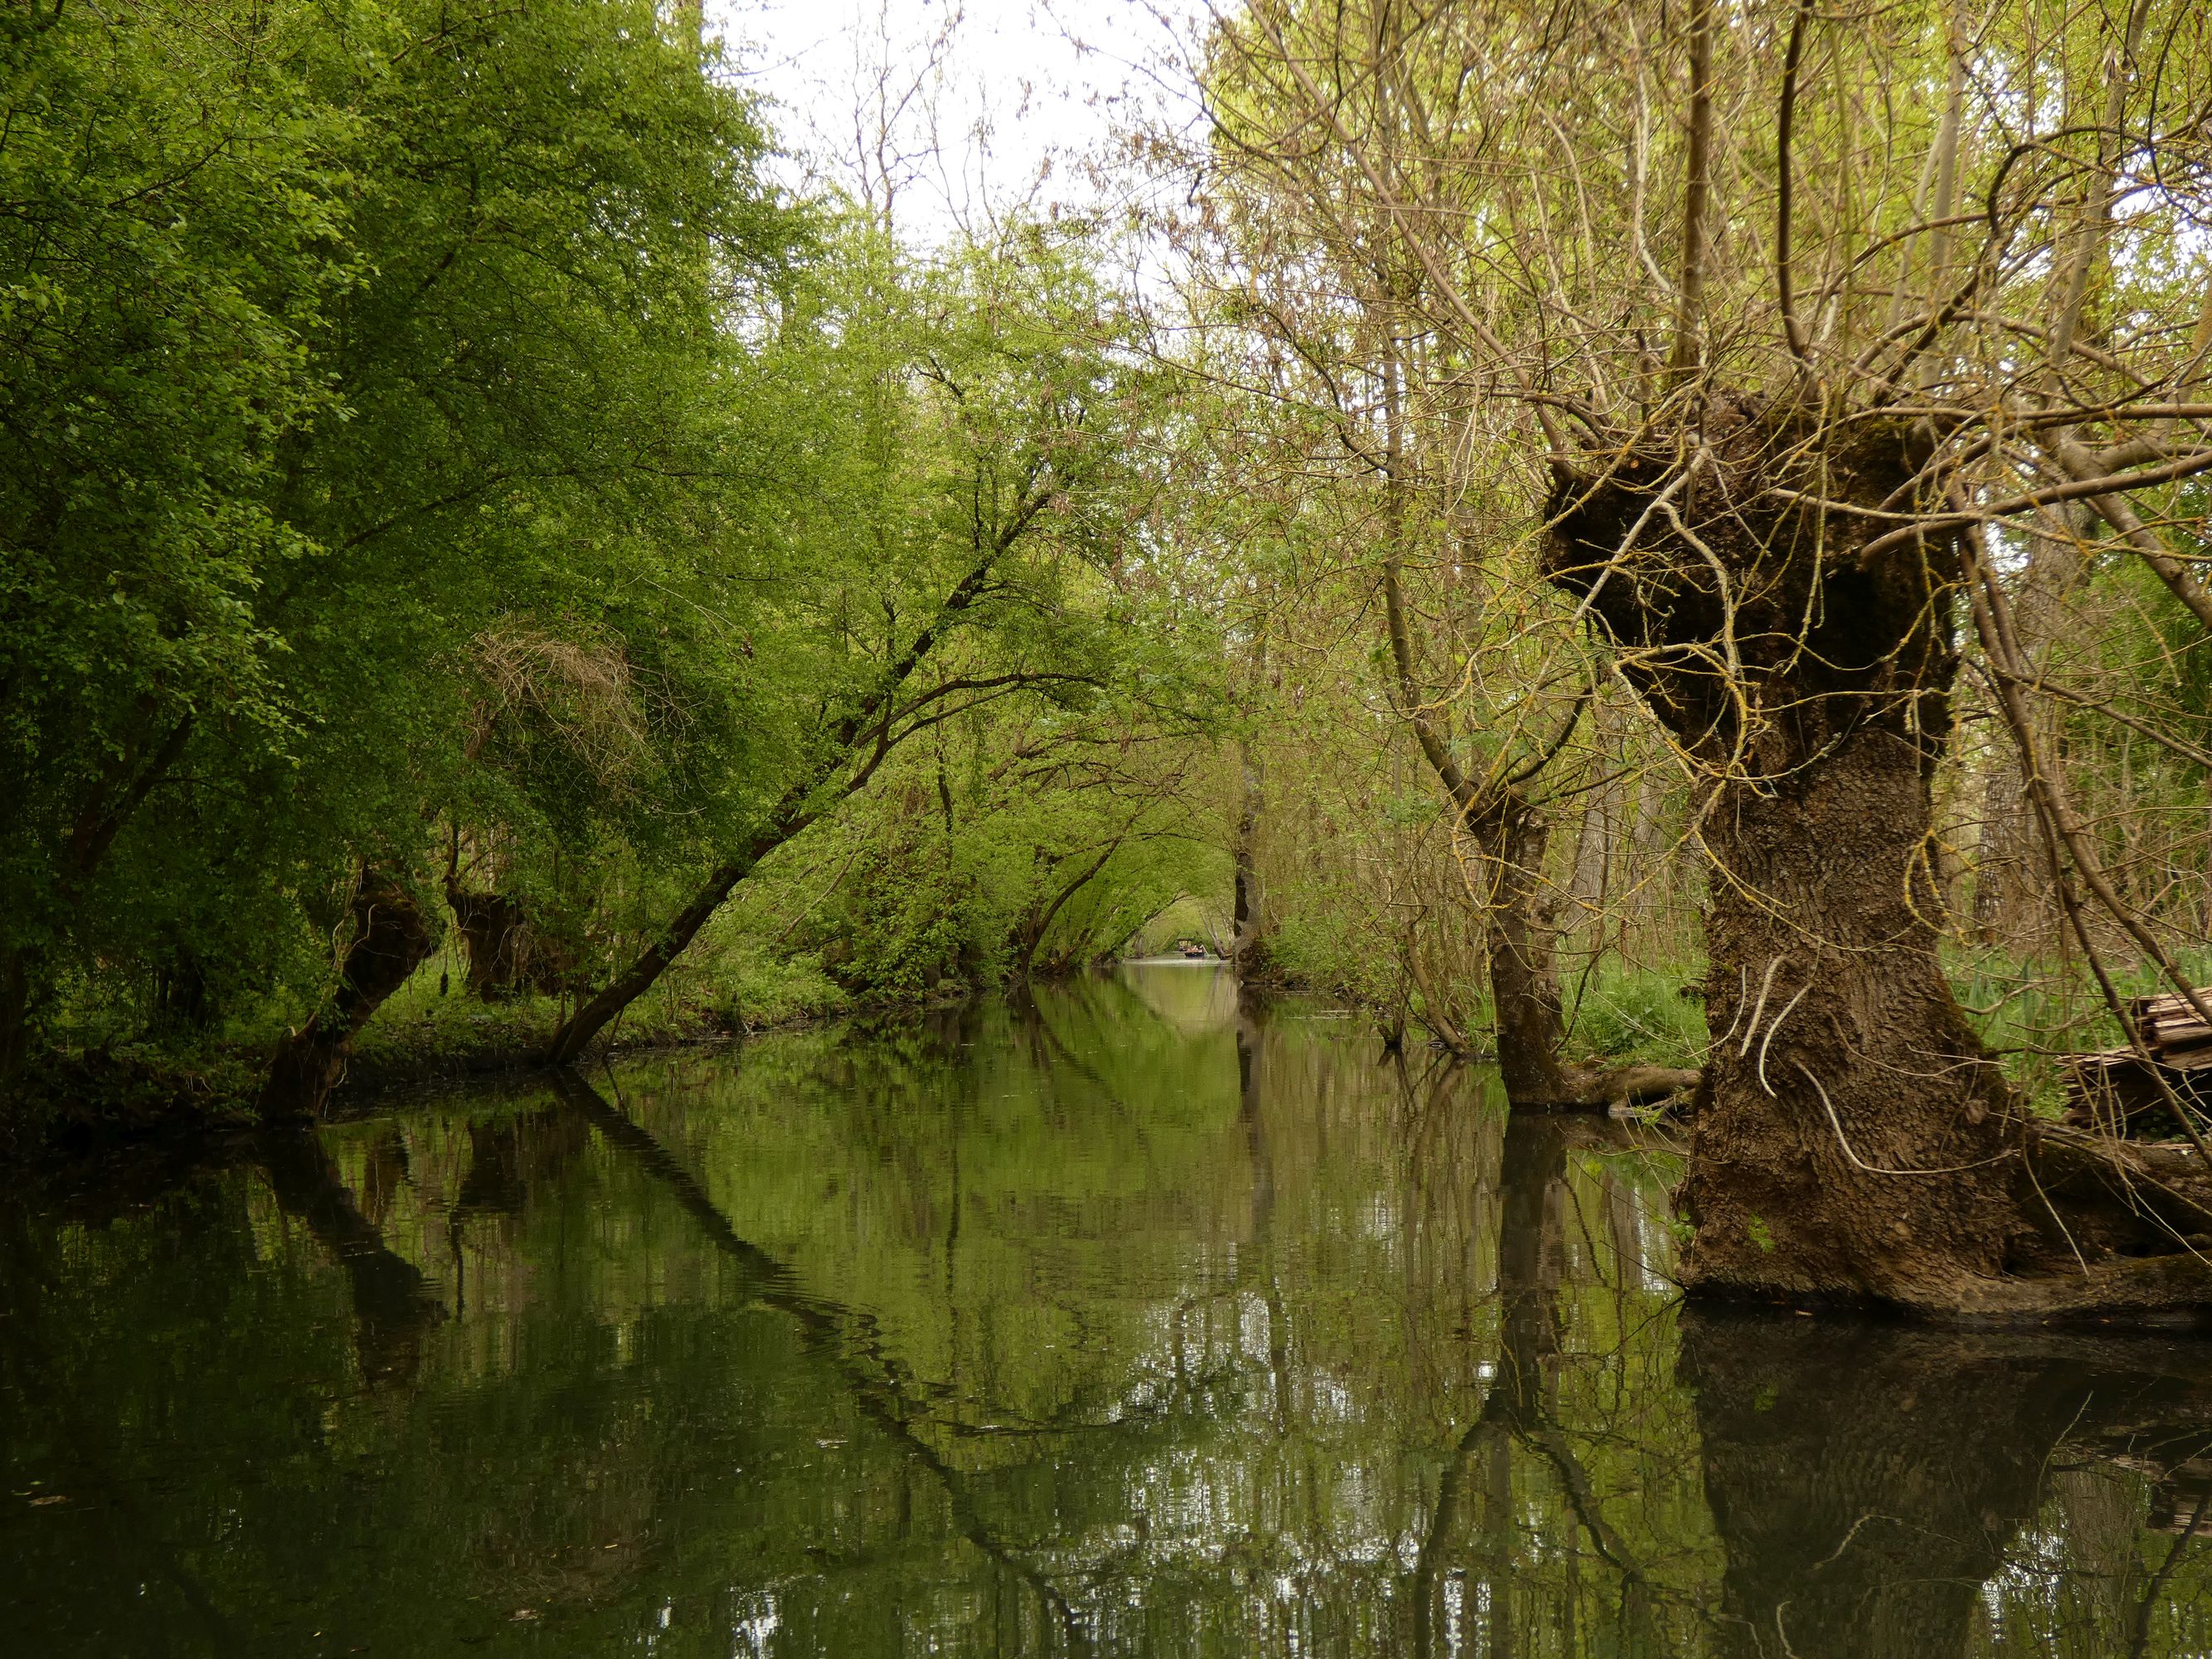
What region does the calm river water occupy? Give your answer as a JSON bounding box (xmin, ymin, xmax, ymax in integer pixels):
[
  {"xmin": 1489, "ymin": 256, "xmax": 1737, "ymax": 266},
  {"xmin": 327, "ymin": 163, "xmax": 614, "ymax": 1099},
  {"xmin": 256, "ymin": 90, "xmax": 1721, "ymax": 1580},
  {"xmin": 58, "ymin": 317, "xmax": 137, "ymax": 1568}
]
[{"xmin": 6, "ymin": 963, "xmax": 2212, "ymax": 1656}]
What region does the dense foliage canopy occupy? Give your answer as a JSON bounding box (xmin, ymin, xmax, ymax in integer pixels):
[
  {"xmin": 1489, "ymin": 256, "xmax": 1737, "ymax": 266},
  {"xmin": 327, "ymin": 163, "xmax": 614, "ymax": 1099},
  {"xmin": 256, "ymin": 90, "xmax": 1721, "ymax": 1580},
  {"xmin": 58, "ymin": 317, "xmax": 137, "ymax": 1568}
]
[{"xmin": 0, "ymin": 0, "xmax": 1220, "ymax": 1116}]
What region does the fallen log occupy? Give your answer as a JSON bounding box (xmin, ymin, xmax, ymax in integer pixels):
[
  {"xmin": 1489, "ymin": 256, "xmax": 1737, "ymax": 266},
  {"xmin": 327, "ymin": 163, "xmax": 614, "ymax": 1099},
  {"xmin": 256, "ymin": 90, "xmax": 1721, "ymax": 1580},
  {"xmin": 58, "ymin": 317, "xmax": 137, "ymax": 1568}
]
[
  {"xmin": 2025, "ymin": 1121, "xmax": 2212, "ymax": 1249},
  {"xmin": 1552, "ymin": 1062, "xmax": 1701, "ymax": 1115}
]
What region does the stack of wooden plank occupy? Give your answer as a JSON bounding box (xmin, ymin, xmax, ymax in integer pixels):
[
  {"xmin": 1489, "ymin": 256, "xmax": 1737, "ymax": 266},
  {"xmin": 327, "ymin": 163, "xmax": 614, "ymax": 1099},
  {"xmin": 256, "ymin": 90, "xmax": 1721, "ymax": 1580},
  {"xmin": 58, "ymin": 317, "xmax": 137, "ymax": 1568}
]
[
  {"xmin": 2064, "ymin": 990, "xmax": 2212, "ymax": 1135},
  {"xmin": 2129, "ymin": 992, "xmax": 2212, "ymax": 1068}
]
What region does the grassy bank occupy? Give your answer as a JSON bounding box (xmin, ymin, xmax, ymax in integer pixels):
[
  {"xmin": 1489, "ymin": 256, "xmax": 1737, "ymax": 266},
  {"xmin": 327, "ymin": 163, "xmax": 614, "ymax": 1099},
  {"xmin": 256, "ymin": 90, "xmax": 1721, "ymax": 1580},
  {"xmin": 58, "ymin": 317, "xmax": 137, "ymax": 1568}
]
[
  {"xmin": 5, "ymin": 936, "xmax": 858, "ymax": 1161},
  {"xmin": 16, "ymin": 930, "xmax": 2212, "ymax": 1165}
]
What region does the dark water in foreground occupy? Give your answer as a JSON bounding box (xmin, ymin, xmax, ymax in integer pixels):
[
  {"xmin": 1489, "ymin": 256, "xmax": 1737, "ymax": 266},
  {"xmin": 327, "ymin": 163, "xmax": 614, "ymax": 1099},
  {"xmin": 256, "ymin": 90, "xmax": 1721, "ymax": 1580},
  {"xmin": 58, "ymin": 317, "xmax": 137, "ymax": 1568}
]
[{"xmin": 7, "ymin": 966, "xmax": 2212, "ymax": 1657}]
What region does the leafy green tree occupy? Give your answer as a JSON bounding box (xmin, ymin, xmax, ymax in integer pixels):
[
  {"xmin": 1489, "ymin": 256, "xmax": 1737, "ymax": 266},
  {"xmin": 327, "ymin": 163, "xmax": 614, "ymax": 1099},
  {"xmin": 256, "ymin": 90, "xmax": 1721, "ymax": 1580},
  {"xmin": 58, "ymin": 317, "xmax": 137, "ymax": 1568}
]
[
  {"xmin": 0, "ymin": 0, "xmax": 353, "ymax": 1073},
  {"xmin": 1, "ymin": 0, "xmax": 801, "ymax": 1100},
  {"xmin": 542, "ymin": 221, "xmax": 1213, "ymax": 1060}
]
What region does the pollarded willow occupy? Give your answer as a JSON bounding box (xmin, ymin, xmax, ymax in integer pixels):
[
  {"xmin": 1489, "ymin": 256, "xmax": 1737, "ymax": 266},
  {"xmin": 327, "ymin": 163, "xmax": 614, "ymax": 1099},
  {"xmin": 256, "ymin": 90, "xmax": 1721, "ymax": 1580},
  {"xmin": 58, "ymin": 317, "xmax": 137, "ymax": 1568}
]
[{"xmin": 1196, "ymin": 0, "xmax": 2212, "ymax": 1319}]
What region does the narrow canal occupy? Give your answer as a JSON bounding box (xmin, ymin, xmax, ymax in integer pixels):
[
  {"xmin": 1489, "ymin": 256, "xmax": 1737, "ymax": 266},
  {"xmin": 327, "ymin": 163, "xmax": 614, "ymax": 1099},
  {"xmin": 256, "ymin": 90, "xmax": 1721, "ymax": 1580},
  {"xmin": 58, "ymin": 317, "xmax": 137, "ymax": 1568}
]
[{"xmin": 6, "ymin": 965, "xmax": 2210, "ymax": 1655}]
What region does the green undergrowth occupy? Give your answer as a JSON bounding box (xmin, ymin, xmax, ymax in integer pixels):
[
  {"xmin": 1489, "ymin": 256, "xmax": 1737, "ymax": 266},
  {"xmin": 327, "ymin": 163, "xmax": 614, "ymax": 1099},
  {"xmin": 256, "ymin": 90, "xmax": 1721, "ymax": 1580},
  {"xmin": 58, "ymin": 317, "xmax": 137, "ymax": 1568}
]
[
  {"xmin": 24, "ymin": 921, "xmax": 2206, "ymax": 1160},
  {"xmin": 1559, "ymin": 952, "xmax": 2212, "ymax": 1110},
  {"xmin": 6, "ymin": 936, "xmax": 860, "ymax": 1156},
  {"xmin": 1564, "ymin": 962, "xmax": 1710, "ymax": 1068},
  {"xmin": 1948, "ymin": 943, "xmax": 2212, "ymax": 1117},
  {"xmin": 1242, "ymin": 939, "xmax": 2212, "ymax": 1112},
  {"xmin": 350, "ymin": 936, "xmax": 854, "ymax": 1080}
]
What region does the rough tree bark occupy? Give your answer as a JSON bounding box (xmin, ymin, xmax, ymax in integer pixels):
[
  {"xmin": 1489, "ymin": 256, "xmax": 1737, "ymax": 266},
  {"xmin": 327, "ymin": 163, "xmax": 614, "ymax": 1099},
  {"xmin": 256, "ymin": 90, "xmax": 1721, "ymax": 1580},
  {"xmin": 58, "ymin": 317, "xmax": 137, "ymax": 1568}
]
[
  {"xmin": 443, "ymin": 878, "xmax": 571, "ymax": 1000},
  {"xmin": 1485, "ymin": 799, "xmax": 1572, "ymax": 1104},
  {"xmin": 260, "ymin": 868, "xmax": 436, "ymax": 1119},
  {"xmin": 1546, "ymin": 400, "xmax": 2212, "ymax": 1320}
]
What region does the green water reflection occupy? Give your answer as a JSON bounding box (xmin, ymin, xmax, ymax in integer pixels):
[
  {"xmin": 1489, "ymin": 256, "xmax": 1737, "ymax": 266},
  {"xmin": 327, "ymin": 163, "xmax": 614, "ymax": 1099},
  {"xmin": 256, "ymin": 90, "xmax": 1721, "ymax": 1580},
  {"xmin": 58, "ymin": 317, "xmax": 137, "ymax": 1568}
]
[{"xmin": 7, "ymin": 965, "xmax": 2212, "ymax": 1656}]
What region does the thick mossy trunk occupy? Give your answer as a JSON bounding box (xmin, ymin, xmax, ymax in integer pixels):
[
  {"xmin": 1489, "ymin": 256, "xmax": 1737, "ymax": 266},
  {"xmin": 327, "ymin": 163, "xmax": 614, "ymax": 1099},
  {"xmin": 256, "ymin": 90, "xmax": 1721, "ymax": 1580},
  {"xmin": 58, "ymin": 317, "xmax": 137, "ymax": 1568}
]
[
  {"xmin": 444, "ymin": 880, "xmax": 569, "ymax": 1000},
  {"xmin": 1546, "ymin": 399, "xmax": 2209, "ymax": 1318},
  {"xmin": 1680, "ymin": 722, "xmax": 2018, "ymax": 1301},
  {"xmin": 261, "ymin": 868, "xmax": 435, "ymax": 1118}
]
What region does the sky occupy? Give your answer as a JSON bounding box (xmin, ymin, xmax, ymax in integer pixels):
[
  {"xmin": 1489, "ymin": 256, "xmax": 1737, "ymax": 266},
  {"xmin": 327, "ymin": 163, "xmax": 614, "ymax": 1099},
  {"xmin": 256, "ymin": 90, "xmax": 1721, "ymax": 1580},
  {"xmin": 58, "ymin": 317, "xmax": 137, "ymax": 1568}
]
[{"xmin": 710, "ymin": 0, "xmax": 1208, "ymax": 241}]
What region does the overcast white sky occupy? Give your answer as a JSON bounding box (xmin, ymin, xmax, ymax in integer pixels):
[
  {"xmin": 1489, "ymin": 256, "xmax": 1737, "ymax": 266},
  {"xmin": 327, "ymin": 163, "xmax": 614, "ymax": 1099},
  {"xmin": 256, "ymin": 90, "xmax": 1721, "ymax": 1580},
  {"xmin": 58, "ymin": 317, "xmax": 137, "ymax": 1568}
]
[{"xmin": 710, "ymin": 0, "xmax": 1206, "ymax": 241}]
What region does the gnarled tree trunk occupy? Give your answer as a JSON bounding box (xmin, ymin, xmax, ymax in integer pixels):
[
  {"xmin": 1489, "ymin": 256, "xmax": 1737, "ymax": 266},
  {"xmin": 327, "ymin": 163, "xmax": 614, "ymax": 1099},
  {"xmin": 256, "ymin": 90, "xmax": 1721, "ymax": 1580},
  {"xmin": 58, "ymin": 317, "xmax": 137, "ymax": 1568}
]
[
  {"xmin": 261, "ymin": 868, "xmax": 435, "ymax": 1118},
  {"xmin": 1547, "ymin": 401, "xmax": 2211, "ymax": 1318},
  {"xmin": 445, "ymin": 882, "xmax": 530, "ymax": 999},
  {"xmin": 1679, "ymin": 714, "xmax": 2017, "ymax": 1301},
  {"xmin": 444, "ymin": 878, "xmax": 571, "ymax": 1000}
]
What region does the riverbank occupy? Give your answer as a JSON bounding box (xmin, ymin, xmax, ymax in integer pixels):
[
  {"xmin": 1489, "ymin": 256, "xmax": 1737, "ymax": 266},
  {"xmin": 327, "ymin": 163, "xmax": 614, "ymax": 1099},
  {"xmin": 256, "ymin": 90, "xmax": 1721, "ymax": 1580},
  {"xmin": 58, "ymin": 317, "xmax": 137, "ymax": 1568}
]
[
  {"xmin": 5, "ymin": 946, "xmax": 1732, "ymax": 1167},
  {"xmin": 6, "ymin": 950, "xmax": 866, "ymax": 1165},
  {"xmin": 2, "ymin": 944, "xmax": 1109, "ymax": 1166}
]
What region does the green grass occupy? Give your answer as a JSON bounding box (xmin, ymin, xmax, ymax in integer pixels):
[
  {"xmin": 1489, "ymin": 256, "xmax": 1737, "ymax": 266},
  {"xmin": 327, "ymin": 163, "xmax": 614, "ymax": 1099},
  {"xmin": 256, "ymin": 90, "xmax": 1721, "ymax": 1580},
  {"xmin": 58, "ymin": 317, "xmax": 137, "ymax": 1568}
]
[
  {"xmin": 1947, "ymin": 942, "xmax": 2212, "ymax": 1115},
  {"xmin": 1563, "ymin": 961, "xmax": 1709, "ymax": 1068},
  {"xmin": 1556, "ymin": 948, "xmax": 2212, "ymax": 1108}
]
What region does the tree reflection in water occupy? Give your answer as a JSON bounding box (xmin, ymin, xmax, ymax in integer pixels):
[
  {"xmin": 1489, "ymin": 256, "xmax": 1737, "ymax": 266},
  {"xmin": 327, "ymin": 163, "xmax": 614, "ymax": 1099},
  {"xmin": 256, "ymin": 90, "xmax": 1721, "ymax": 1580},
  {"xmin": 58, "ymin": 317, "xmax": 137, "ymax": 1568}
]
[
  {"xmin": 5, "ymin": 966, "xmax": 2212, "ymax": 1655},
  {"xmin": 255, "ymin": 1120, "xmax": 445, "ymax": 1384},
  {"xmin": 1685, "ymin": 1312, "xmax": 2212, "ymax": 1658}
]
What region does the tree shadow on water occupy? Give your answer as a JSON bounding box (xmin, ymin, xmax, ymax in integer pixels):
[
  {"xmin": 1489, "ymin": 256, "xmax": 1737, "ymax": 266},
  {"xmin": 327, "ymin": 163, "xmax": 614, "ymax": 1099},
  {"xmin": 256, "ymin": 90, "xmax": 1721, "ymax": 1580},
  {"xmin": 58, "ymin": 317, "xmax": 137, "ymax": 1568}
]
[
  {"xmin": 1398, "ymin": 1095, "xmax": 2212, "ymax": 1658},
  {"xmin": 254, "ymin": 1121, "xmax": 445, "ymax": 1386},
  {"xmin": 1682, "ymin": 1307, "xmax": 2212, "ymax": 1657}
]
